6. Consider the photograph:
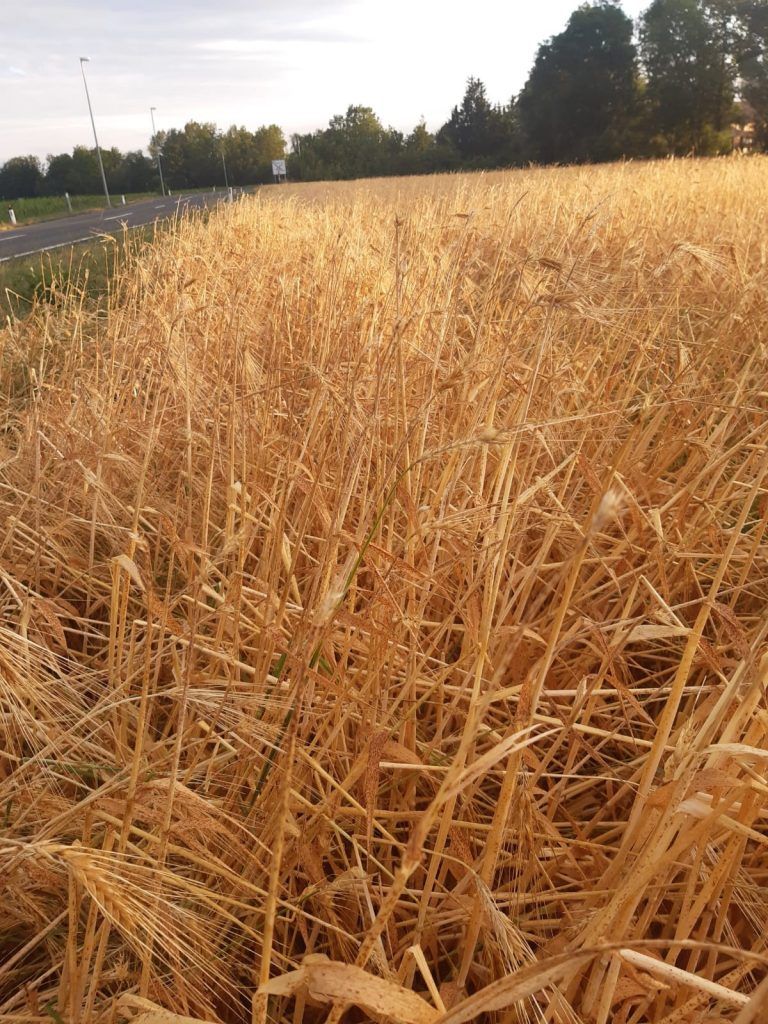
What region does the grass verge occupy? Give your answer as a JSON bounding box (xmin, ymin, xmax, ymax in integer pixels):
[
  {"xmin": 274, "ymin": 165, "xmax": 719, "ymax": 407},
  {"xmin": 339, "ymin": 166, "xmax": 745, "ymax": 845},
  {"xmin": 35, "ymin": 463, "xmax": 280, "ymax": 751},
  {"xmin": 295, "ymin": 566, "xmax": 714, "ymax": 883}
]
[{"xmin": 0, "ymin": 226, "xmax": 156, "ymax": 322}]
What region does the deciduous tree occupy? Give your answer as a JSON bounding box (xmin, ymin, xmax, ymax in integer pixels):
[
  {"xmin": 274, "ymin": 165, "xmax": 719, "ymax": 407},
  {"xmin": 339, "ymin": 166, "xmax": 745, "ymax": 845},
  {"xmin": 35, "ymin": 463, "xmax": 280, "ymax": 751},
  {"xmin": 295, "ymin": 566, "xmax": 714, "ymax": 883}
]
[
  {"xmin": 639, "ymin": 0, "xmax": 733, "ymax": 153},
  {"xmin": 0, "ymin": 155, "xmax": 44, "ymax": 199},
  {"xmin": 519, "ymin": 1, "xmax": 639, "ymax": 163}
]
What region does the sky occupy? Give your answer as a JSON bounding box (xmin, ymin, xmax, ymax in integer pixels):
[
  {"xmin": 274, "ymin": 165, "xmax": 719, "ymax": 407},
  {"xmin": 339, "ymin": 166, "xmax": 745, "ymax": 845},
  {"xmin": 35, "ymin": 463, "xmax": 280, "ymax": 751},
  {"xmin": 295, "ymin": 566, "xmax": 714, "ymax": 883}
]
[{"xmin": 0, "ymin": 0, "xmax": 648, "ymax": 164}]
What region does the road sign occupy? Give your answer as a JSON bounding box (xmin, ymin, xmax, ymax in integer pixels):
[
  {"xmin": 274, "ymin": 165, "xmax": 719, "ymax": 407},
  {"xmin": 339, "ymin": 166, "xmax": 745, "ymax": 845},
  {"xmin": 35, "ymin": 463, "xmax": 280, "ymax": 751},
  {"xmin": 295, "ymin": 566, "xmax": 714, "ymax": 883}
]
[{"xmin": 272, "ymin": 159, "xmax": 286, "ymax": 177}]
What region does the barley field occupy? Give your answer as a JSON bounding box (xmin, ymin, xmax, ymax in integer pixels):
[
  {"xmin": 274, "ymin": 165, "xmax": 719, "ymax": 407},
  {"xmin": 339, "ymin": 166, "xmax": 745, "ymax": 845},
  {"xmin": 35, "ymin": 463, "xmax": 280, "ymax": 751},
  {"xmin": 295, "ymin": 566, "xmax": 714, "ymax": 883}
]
[{"xmin": 1, "ymin": 158, "xmax": 768, "ymax": 1023}]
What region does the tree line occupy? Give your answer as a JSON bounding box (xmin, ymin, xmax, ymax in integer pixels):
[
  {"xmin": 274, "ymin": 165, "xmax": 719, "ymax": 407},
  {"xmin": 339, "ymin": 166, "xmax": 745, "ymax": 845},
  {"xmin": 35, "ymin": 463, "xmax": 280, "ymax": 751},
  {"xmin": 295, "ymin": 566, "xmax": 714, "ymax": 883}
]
[
  {"xmin": 0, "ymin": 122, "xmax": 286, "ymax": 201},
  {"xmin": 288, "ymin": 0, "xmax": 766, "ymax": 180},
  {"xmin": 1, "ymin": 0, "xmax": 766, "ymax": 201}
]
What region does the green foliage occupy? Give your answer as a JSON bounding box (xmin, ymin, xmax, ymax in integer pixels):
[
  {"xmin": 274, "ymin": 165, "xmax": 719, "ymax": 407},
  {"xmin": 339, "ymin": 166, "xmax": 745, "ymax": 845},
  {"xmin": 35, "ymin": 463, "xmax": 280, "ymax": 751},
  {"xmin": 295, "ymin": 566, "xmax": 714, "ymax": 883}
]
[
  {"xmin": 736, "ymin": 0, "xmax": 768, "ymax": 146},
  {"xmin": 0, "ymin": 120, "xmax": 286, "ymax": 206},
  {"xmin": 159, "ymin": 122, "xmax": 221, "ymax": 190},
  {"xmin": 223, "ymin": 124, "xmax": 286, "ymax": 185},
  {"xmin": 114, "ymin": 151, "xmax": 157, "ymax": 193},
  {"xmin": 0, "ymin": 156, "xmax": 44, "ymax": 199},
  {"xmin": 438, "ymin": 78, "xmax": 521, "ymax": 166},
  {"xmin": 30, "ymin": 146, "xmax": 159, "ymax": 199},
  {"xmin": 289, "ymin": 105, "xmax": 404, "ymax": 181},
  {"xmin": 46, "ymin": 146, "xmax": 104, "ymax": 195},
  {"xmin": 289, "ymin": 89, "xmax": 519, "ymax": 182},
  {"xmin": 519, "ymin": 1, "xmax": 639, "ymax": 164},
  {"xmin": 401, "ymin": 120, "xmax": 459, "ymax": 174},
  {"xmin": 639, "ymin": 0, "xmax": 733, "ymax": 152},
  {"xmin": 154, "ymin": 121, "xmax": 286, "ymax": 189}
]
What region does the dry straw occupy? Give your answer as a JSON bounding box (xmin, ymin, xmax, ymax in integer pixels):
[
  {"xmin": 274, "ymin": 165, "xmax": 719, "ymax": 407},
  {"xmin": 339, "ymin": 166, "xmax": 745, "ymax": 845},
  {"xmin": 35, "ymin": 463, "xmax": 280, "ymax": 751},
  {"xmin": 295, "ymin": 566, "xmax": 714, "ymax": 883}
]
[{"xmin": 1, "ymin": 157, "xmax": 768, "ymax": 1023}]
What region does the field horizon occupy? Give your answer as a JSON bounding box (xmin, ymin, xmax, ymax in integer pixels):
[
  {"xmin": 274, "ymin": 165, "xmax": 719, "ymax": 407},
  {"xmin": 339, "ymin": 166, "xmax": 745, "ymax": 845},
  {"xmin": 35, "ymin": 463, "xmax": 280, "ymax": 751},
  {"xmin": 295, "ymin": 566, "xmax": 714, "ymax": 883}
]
[{"xmin": 1, "ymin": 157, "xmax": 768, "ymax": 1023}]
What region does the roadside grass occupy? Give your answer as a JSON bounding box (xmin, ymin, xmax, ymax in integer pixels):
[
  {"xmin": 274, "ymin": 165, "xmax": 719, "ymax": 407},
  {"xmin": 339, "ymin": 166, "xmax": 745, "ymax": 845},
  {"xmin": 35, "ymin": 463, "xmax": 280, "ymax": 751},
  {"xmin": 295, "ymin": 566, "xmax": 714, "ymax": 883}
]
[
  {"xmin": 0, "ymin": 193, "xmax": 224, "ymax": 321},
  {"xmin": 0, "ymin": 225, "xmax": 156, "ymax": 321}
]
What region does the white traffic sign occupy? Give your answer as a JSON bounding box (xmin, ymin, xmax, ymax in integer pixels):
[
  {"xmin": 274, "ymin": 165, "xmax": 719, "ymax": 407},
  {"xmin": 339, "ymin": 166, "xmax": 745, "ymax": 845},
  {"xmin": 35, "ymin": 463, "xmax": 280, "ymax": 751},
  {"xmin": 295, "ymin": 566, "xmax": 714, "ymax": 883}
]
[{"xmin": 272, "ymin": 159, "xmax": 286, "ymax": 176}]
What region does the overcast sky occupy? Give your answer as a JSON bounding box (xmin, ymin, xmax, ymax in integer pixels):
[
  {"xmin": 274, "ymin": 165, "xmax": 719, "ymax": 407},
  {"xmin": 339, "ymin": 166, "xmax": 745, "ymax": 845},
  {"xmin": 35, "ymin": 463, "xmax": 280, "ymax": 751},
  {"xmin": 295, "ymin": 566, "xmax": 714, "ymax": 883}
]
[{"xmin": 1, "ymin": 0, "xmax": 647, "ymax": 164}]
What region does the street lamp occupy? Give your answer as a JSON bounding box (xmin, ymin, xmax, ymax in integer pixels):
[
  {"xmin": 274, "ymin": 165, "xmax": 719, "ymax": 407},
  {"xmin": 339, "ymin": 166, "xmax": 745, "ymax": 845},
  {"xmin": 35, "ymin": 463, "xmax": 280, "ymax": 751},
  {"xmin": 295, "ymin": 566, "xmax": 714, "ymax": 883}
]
[
  {"xmin": 150, "ymin": 107, "xmax": 166, "ymax": 197},
  {"xmin": 79, "ymin": 57, "xmax": 111, "ymax": 208}
]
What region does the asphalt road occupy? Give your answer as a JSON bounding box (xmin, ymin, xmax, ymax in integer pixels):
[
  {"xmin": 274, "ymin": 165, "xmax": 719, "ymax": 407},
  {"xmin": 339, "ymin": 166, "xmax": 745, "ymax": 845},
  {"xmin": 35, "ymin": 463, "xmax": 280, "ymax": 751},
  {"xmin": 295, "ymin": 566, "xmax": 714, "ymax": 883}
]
[{"xmin": 0, "ymin": 191, "xmax": 228, "ymax": 264}]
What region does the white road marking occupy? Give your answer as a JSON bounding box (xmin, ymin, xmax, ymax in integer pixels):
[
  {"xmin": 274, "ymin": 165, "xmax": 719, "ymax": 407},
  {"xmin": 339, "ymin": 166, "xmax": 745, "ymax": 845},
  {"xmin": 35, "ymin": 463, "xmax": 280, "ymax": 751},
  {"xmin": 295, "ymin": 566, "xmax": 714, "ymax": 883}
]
[
  {"xmin": 103, "ymin": 213, "xmax": 130, "ymax": 221},
  {"xmin": 154, "ymin": 204, "xmax": 167, "ymax": 209},
  {"xmin": 0, "ymin": 235, "xmax": 95, "ymax": 263},
  {"xmin": 0, "ymin": 232, "xmax": 26, "ymax": 242}
]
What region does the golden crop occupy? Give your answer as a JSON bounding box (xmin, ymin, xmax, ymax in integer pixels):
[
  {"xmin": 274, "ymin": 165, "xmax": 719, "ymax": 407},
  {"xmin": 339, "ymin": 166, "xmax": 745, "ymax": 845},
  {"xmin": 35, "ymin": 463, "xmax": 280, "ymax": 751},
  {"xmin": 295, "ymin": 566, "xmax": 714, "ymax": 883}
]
[{"xmin": 2, "ymin": 157, "xmax": 768, "ymax": 1023}]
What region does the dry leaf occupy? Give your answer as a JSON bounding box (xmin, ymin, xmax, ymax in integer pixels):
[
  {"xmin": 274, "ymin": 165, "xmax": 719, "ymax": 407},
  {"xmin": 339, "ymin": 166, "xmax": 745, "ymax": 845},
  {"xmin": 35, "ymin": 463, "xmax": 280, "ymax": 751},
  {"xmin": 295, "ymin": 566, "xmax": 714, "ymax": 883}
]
[
  {"xmin": 624, "ymin": 624, "xmax": 689, "ymax": 643},
  {"xmin": 705, "ymin": 743, "xmax": 768, "ymax": 762},
  {"xmin": 113, "ymin": 553, "xmax": 146, "ymax": 592},
  {"xmin": 439, "ymin": 725, "xmax": 559, "ymax": 805},
  {"xmin": 381, "ymin": 738, "xmax": 426, "ymax": 767},
  {"xmin": 305, "ymin": 960, "xmax": 439, "ymax": 1023},
  {"xmin": 119, "ymin": 994, "xmax": 218, "ymax": 1024},
  {"xmin": 259, "ymin": 958, "xmax": 439, "ymax": 1024},
  {"xmin": 435, "ymin": 952, "xmax": 595, "ymax": 1024}
]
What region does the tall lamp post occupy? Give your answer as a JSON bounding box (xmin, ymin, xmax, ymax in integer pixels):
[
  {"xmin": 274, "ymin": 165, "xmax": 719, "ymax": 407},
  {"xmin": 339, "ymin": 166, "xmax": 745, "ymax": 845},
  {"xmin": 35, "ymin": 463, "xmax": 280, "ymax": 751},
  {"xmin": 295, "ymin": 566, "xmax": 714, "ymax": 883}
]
[
  {"xmin": 79, "ymin": 57, "xmax": 111, "ymax": 207},
  {"xmin": 150, "ymin": 106, "xmax": 166, "ymax": 197},
  {"xmin": 221, "ymin": 147, "xmax": 229, "ymax": 190}
]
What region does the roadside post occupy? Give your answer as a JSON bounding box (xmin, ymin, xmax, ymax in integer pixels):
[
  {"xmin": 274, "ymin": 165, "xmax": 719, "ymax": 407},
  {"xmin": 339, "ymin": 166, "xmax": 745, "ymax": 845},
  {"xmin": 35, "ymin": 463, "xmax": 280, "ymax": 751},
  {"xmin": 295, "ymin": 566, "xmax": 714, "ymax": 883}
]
[
  {"xmin": 8, "ymin": 209, "xmax": 16, "ymax": 225},
  {"xmin": 65, "ymin": 192, "xmax": 73, "ymax": 213},
  {"xmin": 121, "ymin": 195, "xmax": 126, "ymax": 205}
]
